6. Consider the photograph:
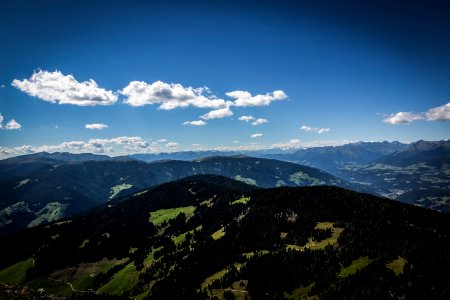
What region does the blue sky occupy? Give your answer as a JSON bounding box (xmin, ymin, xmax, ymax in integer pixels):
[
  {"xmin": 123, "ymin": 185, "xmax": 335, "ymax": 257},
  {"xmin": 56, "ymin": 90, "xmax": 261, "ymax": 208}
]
[{"xmin": 0, "ymin": 0, "xmax": 449, "ymax": 157}]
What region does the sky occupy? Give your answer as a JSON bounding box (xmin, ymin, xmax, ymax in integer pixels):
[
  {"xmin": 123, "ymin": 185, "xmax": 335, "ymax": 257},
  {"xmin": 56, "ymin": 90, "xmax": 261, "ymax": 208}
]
[{"xmin": 1, "ymin": 0, "xmax": 449, "ymax": 157}]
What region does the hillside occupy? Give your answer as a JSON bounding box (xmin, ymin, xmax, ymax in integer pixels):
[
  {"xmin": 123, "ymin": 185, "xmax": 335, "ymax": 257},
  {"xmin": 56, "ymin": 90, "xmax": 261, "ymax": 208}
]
[
  {"xmin": 336, "ymin": 140, "xmax": 450, "ymax": 211},
  {"xmin": 0, "ymin": 154, "xmax": 361, "ymax": 234},
  {"xmin": 0, "ymin": 175, "xmax": 449, "ymax": 299}
]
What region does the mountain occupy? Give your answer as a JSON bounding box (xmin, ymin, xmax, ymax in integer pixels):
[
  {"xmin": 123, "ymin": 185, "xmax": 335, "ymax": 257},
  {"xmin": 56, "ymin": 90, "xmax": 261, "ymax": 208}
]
[
  {"xmin": 337, "ymin": 140, "xmax": 450, "ymax": 211},
  {"xmin": 374, "ymin": 139, "xmax": 450, "ymax": 167},
  {"xmin": 262, "ymin": 141, "xmax": 408, "ymax": 173},
  {"xmin": 0, "ymin": 154, "xmax": 361, "ymax": 234},
  {"xmin": 0, "ymin": 175, "xmax": 449, "ymax": 299}
]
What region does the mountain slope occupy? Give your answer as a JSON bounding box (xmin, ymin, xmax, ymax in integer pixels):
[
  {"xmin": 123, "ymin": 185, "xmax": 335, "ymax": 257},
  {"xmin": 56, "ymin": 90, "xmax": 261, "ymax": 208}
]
[
  {"xmin": 0, "ymin": 154, "xmax": 360, "ymax": 234},
  {"xmin": 263, "ymin": 141, "xmax": 407, "ymax": 173},
  {"xmin": 0, "ymin": 175, "xmax": 449, "ymax": 299},
  {"xmin": 337, "ymin": 140, "xmax": 450, "ymax": 211}
]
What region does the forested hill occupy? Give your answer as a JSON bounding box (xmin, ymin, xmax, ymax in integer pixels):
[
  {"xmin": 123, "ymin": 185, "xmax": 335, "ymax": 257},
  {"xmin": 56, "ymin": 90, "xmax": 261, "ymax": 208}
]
[
  {"xmin": 0, "ymin": 154, "xmax": 368, "ymax": 234},
  {"xmin": 0, "ymin": 175, "xmax": 449, "ymax": 299}
]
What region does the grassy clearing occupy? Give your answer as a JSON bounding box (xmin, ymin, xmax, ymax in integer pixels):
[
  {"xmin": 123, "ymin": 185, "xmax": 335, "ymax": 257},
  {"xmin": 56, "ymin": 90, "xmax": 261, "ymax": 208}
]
[
  {"xmin": 172, "ymin": 225, "xmax": 202, "ymax": 246},
  {"xmin": 149, "ymin": 206, "xmax": 196, "ymax": 226},
  {"xmin": 243, "ymin": 250, "xmax": 270, "ymax": 259},
  {"xmin": 231, "ymin": 197, "xmax": 251, "ymax": 205},
  {"xmin": 234, "ymin": 175, "xmax": 257, "ymax": 186},
  {"xmin": 211, "ymin": 227, "xmax": 225, "ymax": 240},
  {"xmin": 97, "ymin": 262, "xmax": 139, "ymax": 296},
  {"xmin": 387, "ymin": 257, "xmax": 407, "ymax": 276},
  {"xmin": 0, "ymin": 258, "xmax": 34, "ymax": 284},
  {"xmin": 109, "ymin": 184, "xmax": 133, "ymax": 199},
  {"xmin": 201, "ymin": 263, "xmax": 243, "ymax": 289},
  {"xmin": 28, "ymin": 202, "xmax": 68, "ymax": 228},
  {"xmin": 339, "ymin": 256, "xmax": 372, "ymax": 278},
  {"xmin": 26, "ymin": 277, "xmax": 74, "ymax": 297},
  {"xmin": 285, "ymin": 282, "xmax": 316, "ymax": 300},
  {"xmin": 286, "ymin": 223, "xmax": 344, "ymax": 252}
]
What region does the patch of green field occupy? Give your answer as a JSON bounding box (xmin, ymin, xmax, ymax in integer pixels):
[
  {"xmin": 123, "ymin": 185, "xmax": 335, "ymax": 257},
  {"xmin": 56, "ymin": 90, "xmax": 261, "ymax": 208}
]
[
  {"xmin": 26, "ymin": 277, "xmax": 74, "ymax": 297},
  {"xmin": 201, "ymin": 268, "xmax": 229, "ymax": 289},
  {"xmin": 71, "ymin": 273, "xmax": 94, "ymax": 291},
  {"xmin": 28, "ymin": 202, "xmax": 68, "ymax": 228},
  {"xmin": 172, "ymin": 225, "xmax": 202, "ymax": 246},
  {"xmin": 79, "ymin": 239, "xmax": 89, "ymax": 249},
  {"xmin": 289, "ymin": 172, "xmax": 324, "ymax": 186},
  {"xmin": 0, "ymin": 258, "xmax": 34, "ymax": 284},
  {"xmin": 285, "ymin": 282, "xmax": 316, "ymax": 300},
  {"xmin": 149, "ymin": 206, "xmax": 196, "ymax": 226},
  {"xmin": 234, "ymin": 175, "xmax": 257, "ymax": 186},
  {"xmin": 97, "ymin": 262, "xmax": 139, "ymax": 296},
  {"xmin": 315, "ymin": 222, "xmax": 334, "ymax": 230},
  {"xmin": 386, "ymin": 257, "xmax": 407, "ymax": 276},
  {"xmin": 243, "ymin": 250, "xmax": 270, "ymax": 259},
  {"xmin": 109, "ymin": 184, "xmax": 133, "ymax": 199},
  {"xmin": 286, "ymin": 224, "xmax": 343, "ymax": 252},
  {"xmin": 211, "ymin": 227, "xmax": 225, "ymax": 240},
  {"xmin": 231, "ymin": 196, "xmax": 251, "ymax": 205},
  {"xmin": 339, "ymin": 256, "xmax": 372, "ymax": 278}
]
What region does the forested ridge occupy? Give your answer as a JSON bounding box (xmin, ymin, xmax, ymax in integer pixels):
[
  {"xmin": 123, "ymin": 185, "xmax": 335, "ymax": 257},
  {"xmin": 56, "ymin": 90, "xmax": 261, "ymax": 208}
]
[{"xmin": 0, "ymin": 175, "xmax": 449, "ymax": 299}]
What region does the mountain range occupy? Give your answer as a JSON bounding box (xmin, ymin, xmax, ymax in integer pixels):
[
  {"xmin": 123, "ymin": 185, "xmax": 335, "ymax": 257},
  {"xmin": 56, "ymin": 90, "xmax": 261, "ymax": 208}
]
[
  {"xmin": 0, "ymin": 175, "xmax": 449, "ymax": 299},
  {"xmin": 0, "ymin": 154, "xmax": 363, "ymax": 235}
]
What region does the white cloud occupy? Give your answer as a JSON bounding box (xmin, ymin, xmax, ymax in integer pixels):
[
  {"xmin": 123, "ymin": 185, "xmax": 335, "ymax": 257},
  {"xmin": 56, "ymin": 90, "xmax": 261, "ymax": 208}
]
[
  {"xmin": 384, "ymin": 102, "xmax": 450, "ymax": 124},
  {"xmin": 226, "ymin": 90, "xmax": 287, "ymax": 107},
  {"xmin": 85, "ymin": 123, "xmax": 108, "ymax": 130},
  {"xmin": 0, "ymin": 114, "xmax": 22, "ymax": 130},
  {"xmin": 270, "ymin": 139, "xmax": 302, "ymax": 149},
  {"xmin": 383, "ymin": 112, "xmax": 424, "ymax": 124},
  {"xmin": 238, "ymin": 115, "xmax": 255, "ymax": 122},
  {"xmin": 5, "ymin": 119, "xmax": 22, "ymax": 130},
  {"xmin": 121, "ymin": 80, "xmax": 230, "ymax": 110},
  {"xmin": 12, "ymin": 70, "xmax": 118, "ymax": 106},
  {"xmin": 157, "ymin": 138, "xmax": 167, "ymax": 143},
  {"xmin": 251, "ymin": 133, "xmax": 263, "ymax": 138},
  {"xmin": 252, "ymin": 118, "xmax": 268, "ymax": 126},
  {"xmin": 200, "ymin": 107, "xmax": 233, "ymax": 120},
  {"xmin": 233, "ymin": 140, "xmax": 240, "ymax": 144},
  {"xmin": 300, "ymin": 125, "xmax": 330, "ymax": 134},
  {"xmin": 165, "ymin": 142, "xmax": 179, "ymax": 148},
  {"xmin": 183, "ymin": 120, "xmax": 207, "ymax": 126},
  {"xmin": 425, "ymin": 102, "xmax": 450, "ymax": 121}
]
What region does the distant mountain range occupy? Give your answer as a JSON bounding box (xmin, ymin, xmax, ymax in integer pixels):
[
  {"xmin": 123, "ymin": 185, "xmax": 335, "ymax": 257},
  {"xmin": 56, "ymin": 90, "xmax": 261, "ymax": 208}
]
[
  {"xmin": 0, "ymin": 154, "xmax": 362, "ymax": 234},
  {"xmin": 1, "ymin": 140, "xmax": 449, "ymax": 235},
  {"xmin": 0, "ymin": 175, "xmax": 449, "ymax": 299}
]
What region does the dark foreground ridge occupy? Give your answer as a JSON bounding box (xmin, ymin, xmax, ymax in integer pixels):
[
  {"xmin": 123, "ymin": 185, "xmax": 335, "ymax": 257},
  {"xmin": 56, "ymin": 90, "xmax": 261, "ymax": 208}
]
[{"xmin": 0, "ymin": 175, "xmax": 449, "ymax": 299}]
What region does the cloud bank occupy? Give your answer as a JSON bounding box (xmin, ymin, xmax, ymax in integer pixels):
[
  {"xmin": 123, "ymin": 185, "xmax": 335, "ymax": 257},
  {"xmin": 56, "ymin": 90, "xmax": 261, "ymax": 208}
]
[
  {"xmin": 12, "ymin": 70, "xmax": 118, "ymax": 106},
  {"xmin": 384, "ymin": 102, "xmax": 450, "ymax": 124}
]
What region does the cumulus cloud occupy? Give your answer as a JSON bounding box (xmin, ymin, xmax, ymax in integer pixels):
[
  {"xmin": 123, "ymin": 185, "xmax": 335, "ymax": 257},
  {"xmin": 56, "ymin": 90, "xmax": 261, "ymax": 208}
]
[
  {"xmin": 300, "ymin": 125, "xmax": 330, "ymax": 134},
  {"xmin": 384, "ymin": 102, "xmax": 450, "ymax": 124},
  {"xmin": 251, "ymin": 133, "xmax": 263, "ymax": 138},
  {"xmin": 12, "ymin": 70, "xmax": 118, "ymax": 106},
  {"xmin": 226, "ymin": 90, "xmax": 287, "ymax": 107},
  {"xmin": 252, "ymin": 118, "xmax": 268, "ymax": 126},
  {"xmin": 238, "ymin": 115, "xmax": 255, "ymax": 122},
  {"xmin": 165, "ymin": 142, "xmax": 179, "ymax": 148},
  {"xmin": 183, "ymin": 120, "xmax": 207, "ymax": 126},
  {"xmin": 121, "ymin": 80, "xmax": 230, "ymax": 110},
  {"xmin": 157, "ymin": 138, "xmax": 167, "ymax": 143},
  {"xmin": 383, "ymin": 112, "xmax": 424, "ymax": 124},
  {"xmin": 0, "ymin": 113, "xmax": 22, "ymax": 130},
  {"xmin": 85, "ymin": 123, "xmax": 108, "ymax": 130},
  {"xmin": 425, "ymin": 102, "xmax": 450, "ymax": 121},
  {"xmin": 5, "ymin": 119, "xmax": 22, "ymax": 130},
  {"xmin": 200, "ymin": 107, "xmax": 233, "ymax": 120}
]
